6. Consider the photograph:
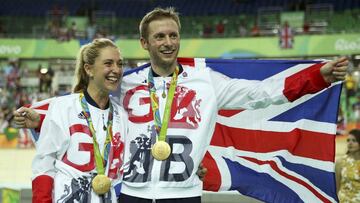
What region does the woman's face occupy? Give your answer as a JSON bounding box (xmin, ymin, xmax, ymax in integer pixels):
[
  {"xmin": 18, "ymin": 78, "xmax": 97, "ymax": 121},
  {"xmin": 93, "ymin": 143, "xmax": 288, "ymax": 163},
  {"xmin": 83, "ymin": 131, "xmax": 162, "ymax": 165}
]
[
  {"xmin": 347, "ymin": 134, "xmax": 360, "ymax": 153},
  {"xmin": 87, "ymin": 46, "xmax": 123, "ymax": 93}
]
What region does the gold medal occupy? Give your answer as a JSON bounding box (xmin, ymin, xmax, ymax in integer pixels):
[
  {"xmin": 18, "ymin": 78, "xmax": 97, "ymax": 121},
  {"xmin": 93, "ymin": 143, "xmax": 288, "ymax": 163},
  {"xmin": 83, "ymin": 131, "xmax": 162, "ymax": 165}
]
[
  {"xmin": 151, "ymin": 141, "xmax": 171, "ymax": 160},
  {"xmin": 92, "ymin": 174, "xmax": 111, "ymax": 195}
]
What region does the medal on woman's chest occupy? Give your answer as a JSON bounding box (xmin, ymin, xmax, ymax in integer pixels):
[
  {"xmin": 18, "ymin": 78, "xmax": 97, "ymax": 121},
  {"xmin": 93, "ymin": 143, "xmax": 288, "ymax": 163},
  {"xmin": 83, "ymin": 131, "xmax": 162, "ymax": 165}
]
[
  {"xmin": 79, "ymin": 93, "xmax": 114, "ymax": 195},
  {"xmin": 92, "ymin": 174, "xmax": 111, "ymax": 195}
]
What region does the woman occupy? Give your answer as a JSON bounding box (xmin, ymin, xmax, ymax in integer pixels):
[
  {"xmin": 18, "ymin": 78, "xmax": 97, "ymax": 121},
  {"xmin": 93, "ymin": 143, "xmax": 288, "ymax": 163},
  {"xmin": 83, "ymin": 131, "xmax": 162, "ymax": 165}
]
[
  {"xmin": 13, "ymin": 38, "xmax": 208, "ymax": 202},
  {"xmin": 335, "ymin": 129, "xmax": 360, "ymax": 203},
  {"xmin": 31, "ymin": 38, "xmax": 127, "ymax": 203}
]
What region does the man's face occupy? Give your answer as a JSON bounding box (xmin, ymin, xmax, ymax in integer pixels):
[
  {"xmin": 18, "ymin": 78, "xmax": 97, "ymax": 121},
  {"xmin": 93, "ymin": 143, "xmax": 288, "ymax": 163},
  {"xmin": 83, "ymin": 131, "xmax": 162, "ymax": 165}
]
[{"xmin": 141, "ymin": 18, "xmax": 180, "ymax": 70}]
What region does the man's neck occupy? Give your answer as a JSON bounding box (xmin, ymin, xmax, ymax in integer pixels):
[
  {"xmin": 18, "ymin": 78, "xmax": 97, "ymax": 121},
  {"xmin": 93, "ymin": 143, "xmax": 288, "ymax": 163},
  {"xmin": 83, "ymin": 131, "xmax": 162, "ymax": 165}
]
[{"xmin": 151, "ymin": 64, "xmax": 176, "ymax": 77}]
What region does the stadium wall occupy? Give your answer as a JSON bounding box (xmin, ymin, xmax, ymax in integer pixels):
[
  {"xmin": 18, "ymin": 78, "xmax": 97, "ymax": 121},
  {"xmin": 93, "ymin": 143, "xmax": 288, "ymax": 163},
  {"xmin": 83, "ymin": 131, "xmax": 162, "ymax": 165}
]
[{"xmin": 0, "ymin": 33, "xmax": 359, "ymax": 60}]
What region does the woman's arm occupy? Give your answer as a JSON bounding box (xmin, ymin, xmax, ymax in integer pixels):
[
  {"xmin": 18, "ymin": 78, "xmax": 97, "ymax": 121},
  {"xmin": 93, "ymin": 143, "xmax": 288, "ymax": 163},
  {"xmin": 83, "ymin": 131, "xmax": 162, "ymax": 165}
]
[{"xmin": 335, "ymin": 159, "xmax": 343, "ymax": 194}]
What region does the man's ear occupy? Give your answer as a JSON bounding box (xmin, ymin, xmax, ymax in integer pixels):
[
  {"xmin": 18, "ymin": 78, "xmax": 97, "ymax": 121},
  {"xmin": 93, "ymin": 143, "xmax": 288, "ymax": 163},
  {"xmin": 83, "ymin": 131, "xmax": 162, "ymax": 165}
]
[{"xmin": 140, "ymin": 37, "xmax": 148, "ymax": 50}]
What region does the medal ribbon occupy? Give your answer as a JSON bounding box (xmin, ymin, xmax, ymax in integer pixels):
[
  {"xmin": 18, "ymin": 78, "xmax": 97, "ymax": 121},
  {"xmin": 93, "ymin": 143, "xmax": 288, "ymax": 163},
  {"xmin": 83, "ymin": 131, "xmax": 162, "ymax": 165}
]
[
  {"xmin": 148, "ymin": 66, "xmax": 179, "ymax": 142},
  {"xmin": 80, "ymin": 93, "xmax": 113, "ymax": 175}
]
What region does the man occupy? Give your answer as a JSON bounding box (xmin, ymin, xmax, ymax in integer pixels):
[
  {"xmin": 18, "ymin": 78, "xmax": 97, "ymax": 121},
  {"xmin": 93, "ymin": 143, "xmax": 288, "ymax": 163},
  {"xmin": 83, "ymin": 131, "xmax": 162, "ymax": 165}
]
[
  {"xmin": 118, "ymin": 7, "xmax": 347, "ymax": 203},
  {"xmin": 15, "ymin": 7, "xmax": 348, "ymax": 203}
]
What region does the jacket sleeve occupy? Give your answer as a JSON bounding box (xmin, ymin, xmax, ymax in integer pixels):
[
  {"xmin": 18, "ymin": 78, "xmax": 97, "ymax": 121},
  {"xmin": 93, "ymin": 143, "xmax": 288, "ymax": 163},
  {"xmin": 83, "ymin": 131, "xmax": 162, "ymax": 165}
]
[
  {"xmin": 31, "ymin": 99, "xmax": 69, "ymax": 203},
  {"xmin": 31, "ymin": 97, "xmax": 55, "ymax": 133},
  {"xmin": 24, "ymin": 97, "xmax": 55, "ymax": 147},
  {"xmin": 210, "ymin": 63, "xmax": 329, "ymax": 110}
]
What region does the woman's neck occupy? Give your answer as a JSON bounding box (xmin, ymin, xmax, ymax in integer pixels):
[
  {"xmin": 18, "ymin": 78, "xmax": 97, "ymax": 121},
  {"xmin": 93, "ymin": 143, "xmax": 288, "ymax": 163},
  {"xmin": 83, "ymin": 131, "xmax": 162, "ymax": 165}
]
[
  {"xmin": 86, "ymin": 85, "xmax": 109, "ymax": 110},
  {"xmin": 349, "ymin": 150, "xmax": 360, "ymax": 160}
]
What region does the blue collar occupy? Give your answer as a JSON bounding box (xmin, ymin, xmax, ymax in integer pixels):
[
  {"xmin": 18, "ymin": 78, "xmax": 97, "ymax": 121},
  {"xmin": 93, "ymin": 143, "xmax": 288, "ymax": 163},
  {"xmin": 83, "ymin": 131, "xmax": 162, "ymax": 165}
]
[
  {"xmin": 151, "ymin": 63, "xmax": 183, "ymax": 77},
  {"xmin": 84, "ymin": 90, "xmax": 110, "ymax": 109}
]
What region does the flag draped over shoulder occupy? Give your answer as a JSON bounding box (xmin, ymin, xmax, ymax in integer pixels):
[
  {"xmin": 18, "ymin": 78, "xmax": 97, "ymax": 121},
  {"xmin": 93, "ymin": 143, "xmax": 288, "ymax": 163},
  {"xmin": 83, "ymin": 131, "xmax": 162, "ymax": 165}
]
[{"xmin": 192, "ymin": 58, "xmax": 341, "ymax": 203}]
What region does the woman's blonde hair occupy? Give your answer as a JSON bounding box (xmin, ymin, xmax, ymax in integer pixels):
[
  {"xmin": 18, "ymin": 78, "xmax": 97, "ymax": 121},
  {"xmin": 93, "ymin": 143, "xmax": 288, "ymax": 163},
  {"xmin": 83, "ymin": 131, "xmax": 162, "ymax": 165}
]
[{"xmin": 72, "ymin": 38, "xmax": 118, "ymax": 93}]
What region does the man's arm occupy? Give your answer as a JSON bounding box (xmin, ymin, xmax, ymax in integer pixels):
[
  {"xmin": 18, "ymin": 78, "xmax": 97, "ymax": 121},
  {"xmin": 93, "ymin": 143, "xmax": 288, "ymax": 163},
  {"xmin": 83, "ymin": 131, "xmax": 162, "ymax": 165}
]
[
  {"xmin": 284, "ymin": 57, "xmax": 348, "ymax": 102},
  {"xmin": 13, "ymin": 107, "xmax": 41, "ymax": 129},
  {"xmin": 212, "ymin": 57, "xmax": 348, "ymax": 109},
  {"xmin": 13, "ymin": 97, "xmax": 55, "ymax": 130}
]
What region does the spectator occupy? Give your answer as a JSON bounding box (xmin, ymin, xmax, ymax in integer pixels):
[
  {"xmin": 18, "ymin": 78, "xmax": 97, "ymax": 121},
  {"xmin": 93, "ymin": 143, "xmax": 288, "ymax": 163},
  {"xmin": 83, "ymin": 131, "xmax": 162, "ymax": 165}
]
[
  {"xmin": 250, "ymin": 22, "xmax": 260, "ymax": 36},
  {"xmin": 58, "ymin": 26, "xmax": 69, "ymax": 42},
  {"xmin": 345, "ymin": 74, "xmax": 356, "ymax": 98},
  {"xmin": 17, "ymin": 92, "xmax": 30, "ymax": 109},
  {"xmin": 6, "ymin": 60, "xmax": 20, "ymax": 91},
  {"xmin": 335, "ymin": 129, "xmax": 360, "ymax": 203},
  {"xmin": 37, "ymin": 64, "xmax": 47, "ymax": 92},
  {"xmin": 0, "ymin": 104, "xmax": 10, "ymax": 134},
  {"xmin": 68, "ymin": 21, "xmax": 77, "ymax": 39},
  {"xmin": 45, "ymin": 67, "xmax": 54, "ymax": 93},
  {"xmin": 0, "ymin": 20, "xmax": 7, "ymax": 37},
  {"xmin": 337, "ymin": 107, "xmax": 346, "ymax": 135},
  {"xmin": 351, "ymin": 96, "xmax": 360, "ymax": 122},
  {"xmin": 20, "ymin": 64, "xmax": 29, "ymax": 78},
  {"xmin": 202, "ymin": 23, "xmax": 213, "ymax": 38},
  {"xmin": 48, "ymin": 21, "xmax": 60, "ymax": 39},
  {"xmin": 238, "ymin": 21, "xmax": 248, "ymax": 37},
  {"xmin": 279, "ymin": 21, "xmax": 294, "ymax": 49},
  {"xmin": 215, "ymin": 20, "xmax": 225, "ymax": 36},
  {"xmin": 0, "ymin": 70, "xmax": 5, "ymax": 88},
  {"xmin": 86, "ymin": 20, "xmax": 97, "ymax": 40},
  {"xmin": 3, "ymin": 59, "xmax": 15, "ymax": 77},
  {"xmin": 303, "ymin": 21, "xmax": 310, "ymax": 34}
]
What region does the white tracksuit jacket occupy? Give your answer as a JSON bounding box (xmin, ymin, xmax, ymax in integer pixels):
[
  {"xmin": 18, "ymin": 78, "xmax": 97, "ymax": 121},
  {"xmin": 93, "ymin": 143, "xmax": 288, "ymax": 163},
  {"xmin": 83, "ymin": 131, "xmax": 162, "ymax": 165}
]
[{"xmin": 32, "ymin": 93, "xmax": 128, "ymax": 203}]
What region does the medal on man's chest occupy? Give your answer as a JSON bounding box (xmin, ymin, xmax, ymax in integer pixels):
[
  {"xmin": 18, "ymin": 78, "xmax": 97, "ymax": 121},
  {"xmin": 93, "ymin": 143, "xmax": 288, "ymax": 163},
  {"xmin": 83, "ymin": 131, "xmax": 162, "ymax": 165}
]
[
  {"xmin": 148, "ymin": 66, "xmax": 179, "ymax": 161},
  {"xmin": 151, "ymin": 140, "xmax": 171, "ymax": 161}
]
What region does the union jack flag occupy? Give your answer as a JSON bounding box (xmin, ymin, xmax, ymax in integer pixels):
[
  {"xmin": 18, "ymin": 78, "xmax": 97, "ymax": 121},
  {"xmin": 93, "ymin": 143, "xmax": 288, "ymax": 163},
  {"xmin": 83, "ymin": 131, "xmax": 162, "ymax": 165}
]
[
  {"xmin": 28, "ymin": 58, "xmax": 341, "ymax": 203},
  {"xmin": 197, "ymin": 58, "xmax": 341, "ymax": 203}
]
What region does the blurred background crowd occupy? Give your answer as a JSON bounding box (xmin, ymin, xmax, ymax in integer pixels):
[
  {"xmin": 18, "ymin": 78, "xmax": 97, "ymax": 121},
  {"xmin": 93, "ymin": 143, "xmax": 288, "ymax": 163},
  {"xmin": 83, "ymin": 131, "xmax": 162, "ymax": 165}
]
[{"xmin": 2, "ymin": 0, "xmax": 360, "ymax": 148}]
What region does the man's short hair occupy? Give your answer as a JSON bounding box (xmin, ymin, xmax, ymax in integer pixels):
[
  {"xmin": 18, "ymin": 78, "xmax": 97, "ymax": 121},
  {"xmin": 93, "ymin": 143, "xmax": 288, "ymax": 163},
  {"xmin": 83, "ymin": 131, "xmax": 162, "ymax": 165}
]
[{"xmin": 139, "ymin": 7, "xmax": 181, "ymax": 40}]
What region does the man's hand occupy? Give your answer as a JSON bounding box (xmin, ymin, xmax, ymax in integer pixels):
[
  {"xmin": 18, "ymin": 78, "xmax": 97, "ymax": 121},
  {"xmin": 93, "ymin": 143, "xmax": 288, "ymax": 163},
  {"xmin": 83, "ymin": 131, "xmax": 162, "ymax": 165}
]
[
  {"xmin": 320, "ymin": 57, "xmax": 348, "ymax": 84},
  {"xmin": 13, "ymin": 107, "xmax": 41, "ymax": 129},
  {"xmin": 196, "ymin": 163, "xmax": 208, "ymax": 181}
]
